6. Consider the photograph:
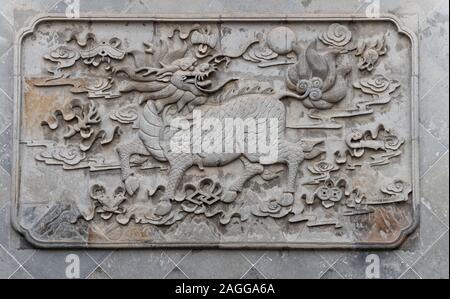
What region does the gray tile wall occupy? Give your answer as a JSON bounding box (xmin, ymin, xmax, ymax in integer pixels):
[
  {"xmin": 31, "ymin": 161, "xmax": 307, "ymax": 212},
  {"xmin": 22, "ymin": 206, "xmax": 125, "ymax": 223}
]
[{"xmin": 0, "ymin": 0, "xmax": 448, "ymax": 279}]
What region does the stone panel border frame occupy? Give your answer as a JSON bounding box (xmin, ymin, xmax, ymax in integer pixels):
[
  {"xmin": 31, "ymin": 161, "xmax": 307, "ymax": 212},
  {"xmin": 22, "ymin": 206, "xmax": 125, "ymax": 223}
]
[{"xmin": 11, "ymin": 13, "xmax": 419, "ymax": 249}]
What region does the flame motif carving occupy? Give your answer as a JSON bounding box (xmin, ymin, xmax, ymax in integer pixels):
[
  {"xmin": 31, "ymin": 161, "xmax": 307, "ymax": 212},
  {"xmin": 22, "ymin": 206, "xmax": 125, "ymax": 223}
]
[{"xmin": 286, "ymin": 40, "xmax": 351, "ymax": 109}]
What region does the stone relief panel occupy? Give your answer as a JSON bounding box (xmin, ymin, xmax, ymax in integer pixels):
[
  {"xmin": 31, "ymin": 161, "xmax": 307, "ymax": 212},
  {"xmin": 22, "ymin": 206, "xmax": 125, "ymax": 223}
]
[{"xmin": 12, "ymin": 16, "xmax": 419, "ymax": 248}]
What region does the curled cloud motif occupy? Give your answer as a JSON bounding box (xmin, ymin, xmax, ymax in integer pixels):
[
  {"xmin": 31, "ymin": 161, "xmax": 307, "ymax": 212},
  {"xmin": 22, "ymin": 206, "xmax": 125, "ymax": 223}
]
[
  {"xmin": 353, "ymin": 75, "xmax": 400, "ymax": 96},
  {"xmin": 110, "ymin": 104, "xmax": 139, "ymax": 124},
  {"xmin": 36, "ymin": 144, "xmax": 86, "ymax": 166},
  {"xmin": 319, "ymin": 23, "xmax": 352, "ymax": 47}
]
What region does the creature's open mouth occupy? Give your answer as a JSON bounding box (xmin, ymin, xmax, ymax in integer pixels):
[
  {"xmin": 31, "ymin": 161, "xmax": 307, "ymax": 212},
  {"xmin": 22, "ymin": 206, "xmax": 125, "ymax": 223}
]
[
  {"xmin": 185, "ymin": 76, "xmax": 211, "ymax": 88},
  {"xmin": 184, "ymin": 66, "xmax": 217, "ymax": 89},
  {"xmin": 186, "ymin": 61, "xmax": 237, "ymax": 93}
]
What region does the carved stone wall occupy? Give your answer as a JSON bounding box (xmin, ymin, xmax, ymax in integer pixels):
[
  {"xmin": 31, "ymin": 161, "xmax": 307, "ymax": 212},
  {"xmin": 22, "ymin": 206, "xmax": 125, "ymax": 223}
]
[
  {"xmin": 12, "ymin": 16, "xmax": 419, "ymax": 248},
  {"xmin": 1, "ymin": 0, "xmax": 448, "ymax": 280}
]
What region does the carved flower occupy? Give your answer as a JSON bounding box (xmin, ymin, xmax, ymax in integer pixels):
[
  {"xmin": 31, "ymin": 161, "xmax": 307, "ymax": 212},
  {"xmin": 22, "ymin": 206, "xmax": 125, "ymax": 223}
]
[
  {"xmin": 359, "ymin": 49, "xmax": 378, "ymax": 71},
  {"xmin": 319, "ymin": 23, "xmax": 352, "ymax": 47},
  {"xmin": 379, "ymin": 179, "xmax": 412, "ymax": 203},
  {"xmin": 44, "ymin": 46, "xmax": 80, "ymax": 74},
  {"xmin": 191, "ymin": 26, "xmax": 219, "ymax": 58},
  {"xmin": 79, "ymin": 38, "xmax": 125, "ymax": 67},
  {"xmin": 46, "ymin": 46, "xmax": 79, "ymax": 61},
  {"xmin": 353, "ymin": 75, "xmax": 400, "ymax": 95},
  {"xmin": 305, "ymin": 161, "xmax": 340, "ymax": 185},
  {"xmin": 261, "ymin": 199, "xmax": 282, "ymax": 214},
  {"xmin": 312, "ymin": 161, "xmax": 338, "ymax": 174},
  {"xmin": 286, "ymin": 40, "xmax": 351, "ymax": 109},
  {"xmin": 383, "ymin": 180, "xmax": 406, "ymax": 194},
  {"xmin": 252, "ymin": 198, "xmax": 292, "ymax": 218},
  {"xmin": 355, "ymin": 36, "xmax": 387, "ymax": 71},
  {"xmin": 90, "ymin": 184, "xmax": 127, "ymax": 220}
]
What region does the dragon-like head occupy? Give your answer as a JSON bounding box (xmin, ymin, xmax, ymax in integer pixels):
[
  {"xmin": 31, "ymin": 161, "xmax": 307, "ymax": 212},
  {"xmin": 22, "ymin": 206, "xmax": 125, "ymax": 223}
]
[{"xmin": 164, "ymin": 56, "xmax": 233, "ymax": 95}]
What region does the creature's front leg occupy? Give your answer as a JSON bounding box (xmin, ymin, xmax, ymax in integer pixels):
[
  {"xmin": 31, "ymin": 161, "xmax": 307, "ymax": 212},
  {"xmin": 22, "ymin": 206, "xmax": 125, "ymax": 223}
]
[
  {"xmin": 155, "ymin": 155, "xmax": 194, "ymax": 216},
  {"xmin": 116, "ymin": 137, "xmax": 149, "ymax": 195}
]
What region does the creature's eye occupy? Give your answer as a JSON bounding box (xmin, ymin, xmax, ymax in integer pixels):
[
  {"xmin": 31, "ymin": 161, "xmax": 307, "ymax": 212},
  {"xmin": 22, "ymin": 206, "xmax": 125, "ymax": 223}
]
[
  {"xmin": 197, "ymin": 63, "xmax": 209, "ymax": 72},
  {"xmin": 180, "ymin": 63, "xmax": 191, "ymax": 71}
]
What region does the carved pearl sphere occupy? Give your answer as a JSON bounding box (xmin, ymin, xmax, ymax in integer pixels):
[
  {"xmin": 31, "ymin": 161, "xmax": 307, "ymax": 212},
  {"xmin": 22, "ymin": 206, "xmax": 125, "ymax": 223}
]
[{"xmin": 266, "ymin": 26, "xmax": 296, "ymax": 55}]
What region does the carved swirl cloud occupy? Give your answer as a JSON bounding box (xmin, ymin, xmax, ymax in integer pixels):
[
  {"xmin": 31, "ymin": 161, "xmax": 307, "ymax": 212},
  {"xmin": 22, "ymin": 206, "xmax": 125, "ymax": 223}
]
[{"xmin": 319, "ymin": 23, "xmax": 352, "ymax": 47}]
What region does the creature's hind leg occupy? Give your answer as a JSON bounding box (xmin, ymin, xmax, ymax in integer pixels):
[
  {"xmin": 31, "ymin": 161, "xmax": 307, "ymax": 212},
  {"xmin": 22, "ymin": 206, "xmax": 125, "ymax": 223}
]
[
  {"xmin": 155, "ymin": 155, "xmax": 194, "ymax": 216},
  {"xmin": 278, "ymin": 141, "xmax": 305, "ymax": 207},
  {"xmin": 222, "ymin": 157, "xmax": 264, "ymax": 203},
  {"xmin": 117, "ymin": 136, "xmax": 149, "ymax": 195}
]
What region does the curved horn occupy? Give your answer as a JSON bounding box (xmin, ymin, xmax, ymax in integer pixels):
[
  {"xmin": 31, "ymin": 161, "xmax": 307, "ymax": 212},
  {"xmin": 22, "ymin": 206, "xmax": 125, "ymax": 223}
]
[{"xmin": 195, "ymin": 77, "xmax": 239, "ymax": 93}]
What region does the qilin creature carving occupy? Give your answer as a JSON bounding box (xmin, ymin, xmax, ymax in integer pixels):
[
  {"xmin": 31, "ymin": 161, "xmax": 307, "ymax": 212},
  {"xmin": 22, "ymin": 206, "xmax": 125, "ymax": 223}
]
[
  {"xmin": 117, "ymin": 85, "xmax": 324, "ymax": 216},
  {"xmin": 21, "ymin": 19, "xmax": 415, "ymax": 247}
]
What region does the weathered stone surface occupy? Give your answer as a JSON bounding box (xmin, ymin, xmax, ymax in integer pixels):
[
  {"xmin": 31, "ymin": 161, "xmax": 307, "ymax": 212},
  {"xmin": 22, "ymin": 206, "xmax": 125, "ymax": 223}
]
[
  {"xmin": 8, "ymin": 267, "xmax": 33, "ymax": 279},
  {"xmin": 399, "ymin": 268, "xmax": 421, "ymax": 279},
  {"xmin": 165, "ymin": 267, "xmax": 189, "ymax": 279},
  {"xmin": 413, "ymin": 232, "xmax": 449, "ymax": 279},
  {"xmin": 421, "ymin": 153, "xmax": 449, "ymax": 225},
  {"xmin": 22, "ymin": 250, "xmax": 98, "ymax": 279},
  {"xmin": 87, "ymin": 266, "xmax": 111, "ymax": 279},
  {"xmin": 0, "ymin": 167, "xmax": 10, "ymax": 209},
  {"xmin": 0, "ymin": 204, "xmax": 35, "ymax": 264},
  {"xmin": 0, "ymin": 126, "xmax": 12, "ymax": 175},
  {"xmin": 332, "ymin": 251, "xmax": 409, "ymax": 279},
  {"xmin": 255, "ymin": 251, "xmax": 329, "ymax": 279},
  {"xmin": 12, "ymin": 15, "xmax": 419, "ymax": 249},
  {"xmin": 420, "ymin": 79, "xmax": 449, "ymax": 148},
  {"xmin": 0, "ymin": 48, "xmax": 14, "ymax": 97},
  {"xmin": 397, "ymin": 202, "xmax": 447, "ymax": 265},
  {"xmin": 178, "ymin": 250, "xmax": 251, "ymax": 279},
  {"xmin": 419, "ymin": 125, "xmax": 447, "ymax": 176},
  {"xmin": 0, "ymin": 13, "xmax": 13, "ymax": 58},
  {"xmin": 320, "ymin": 267, "xmax": 344, "ymax": 279},
  {"xmin": 101, "ymin": 250, "xmax": 174, "ymax": 279},
  {"xmin": 0, "ymin": 92, "xmax": 12, "ymax": 136},
  {"xmin": 241, "ymin": 267, "xmax": 266, "ymax": 279},
  {"xmin": 0, "ymin": 245, "xmax": 19, "ymax": 279}
]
